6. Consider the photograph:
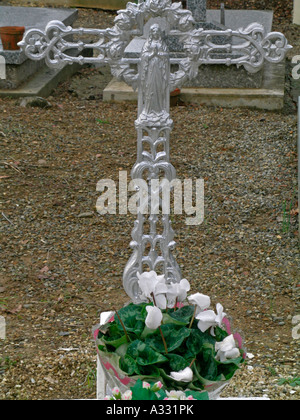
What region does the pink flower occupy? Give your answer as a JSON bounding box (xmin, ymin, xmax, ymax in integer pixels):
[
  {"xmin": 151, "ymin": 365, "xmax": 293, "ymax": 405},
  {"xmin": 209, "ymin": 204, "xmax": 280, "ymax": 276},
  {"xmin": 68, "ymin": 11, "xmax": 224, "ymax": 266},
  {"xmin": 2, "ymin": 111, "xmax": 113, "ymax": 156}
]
[
  {"xmin": 121, "ymin": 390, "xmax": 132, "ymax": 400},
  {"xmin": 112, "ymin": 387, "xmax": 121, "ymax": 398},
  {"xmin": 152, "ymin": 381, "xmax": 163, "ymax": 391}
]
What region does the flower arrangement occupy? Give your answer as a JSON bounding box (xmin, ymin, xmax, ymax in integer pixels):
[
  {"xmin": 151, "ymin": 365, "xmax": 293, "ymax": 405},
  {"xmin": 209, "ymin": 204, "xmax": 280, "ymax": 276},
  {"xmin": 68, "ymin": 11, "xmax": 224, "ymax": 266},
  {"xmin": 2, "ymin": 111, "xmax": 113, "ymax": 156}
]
[{"xmin": 95, "ymin": 271, "xmax": 246, "ymax": 400}]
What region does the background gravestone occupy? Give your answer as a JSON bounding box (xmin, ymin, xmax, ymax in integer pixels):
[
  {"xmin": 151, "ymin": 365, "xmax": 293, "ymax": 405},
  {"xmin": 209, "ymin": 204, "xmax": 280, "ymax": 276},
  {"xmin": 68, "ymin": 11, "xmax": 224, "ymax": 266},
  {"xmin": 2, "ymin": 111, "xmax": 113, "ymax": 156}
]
[{"xmin": 187, "ymin": 0, "xmax": 207, "ymax": 22}]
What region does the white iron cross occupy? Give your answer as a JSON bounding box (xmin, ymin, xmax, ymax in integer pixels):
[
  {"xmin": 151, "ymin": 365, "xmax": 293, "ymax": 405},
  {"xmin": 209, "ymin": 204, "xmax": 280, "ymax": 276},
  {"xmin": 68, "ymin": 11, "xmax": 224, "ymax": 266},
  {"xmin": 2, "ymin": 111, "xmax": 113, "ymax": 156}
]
[{"xmin": 19, "ymin": 0, "xmax": 291, "ymax": 302}]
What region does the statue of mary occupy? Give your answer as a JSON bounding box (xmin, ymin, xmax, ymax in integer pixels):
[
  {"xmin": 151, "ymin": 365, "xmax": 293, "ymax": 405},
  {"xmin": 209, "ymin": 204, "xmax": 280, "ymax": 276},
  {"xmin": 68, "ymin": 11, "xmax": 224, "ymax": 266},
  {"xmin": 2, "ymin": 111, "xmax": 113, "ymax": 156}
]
[{"xmin": 137, "ymin": 24, "xmax": 171, "ymax": 127}]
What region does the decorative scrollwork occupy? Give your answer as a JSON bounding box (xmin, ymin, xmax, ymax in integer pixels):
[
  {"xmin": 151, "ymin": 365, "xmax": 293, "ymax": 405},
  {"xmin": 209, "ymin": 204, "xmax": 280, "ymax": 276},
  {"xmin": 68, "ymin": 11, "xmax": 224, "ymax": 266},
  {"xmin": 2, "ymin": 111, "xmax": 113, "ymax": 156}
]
[{"xmin": 180, "ymin": 23, "xmax": 292, "ymax": 76}]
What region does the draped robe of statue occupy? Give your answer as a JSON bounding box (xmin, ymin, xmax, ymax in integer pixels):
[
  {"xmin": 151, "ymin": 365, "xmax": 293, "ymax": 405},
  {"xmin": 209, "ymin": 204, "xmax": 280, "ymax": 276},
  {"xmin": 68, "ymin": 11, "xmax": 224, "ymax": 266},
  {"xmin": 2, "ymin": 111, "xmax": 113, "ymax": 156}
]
[{"xmin": 137, "ymin": 24, "xmax": 171, "ymax": 127}]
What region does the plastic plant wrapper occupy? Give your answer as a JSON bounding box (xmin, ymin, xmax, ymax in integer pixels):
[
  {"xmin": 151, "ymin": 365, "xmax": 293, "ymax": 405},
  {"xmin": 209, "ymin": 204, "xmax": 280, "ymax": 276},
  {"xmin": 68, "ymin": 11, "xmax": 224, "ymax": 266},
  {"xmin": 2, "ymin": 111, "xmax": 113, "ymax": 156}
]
[{"xmin": 93, "ymin": 311, "xmax": 165, "ymax": 396}]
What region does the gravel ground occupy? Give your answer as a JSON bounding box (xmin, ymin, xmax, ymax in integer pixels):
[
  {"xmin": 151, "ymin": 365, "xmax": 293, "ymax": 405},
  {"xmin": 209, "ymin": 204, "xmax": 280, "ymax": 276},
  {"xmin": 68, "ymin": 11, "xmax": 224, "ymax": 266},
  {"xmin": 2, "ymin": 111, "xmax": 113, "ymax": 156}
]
[{"xmin": 0, "ymin": 2, "xmax": 299, "ymax": 400}]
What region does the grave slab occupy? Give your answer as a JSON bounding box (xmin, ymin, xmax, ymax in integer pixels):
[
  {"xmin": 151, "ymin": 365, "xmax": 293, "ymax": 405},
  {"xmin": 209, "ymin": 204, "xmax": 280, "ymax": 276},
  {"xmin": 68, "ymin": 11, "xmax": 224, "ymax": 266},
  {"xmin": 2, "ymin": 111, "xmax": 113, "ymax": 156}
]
[
  {"xmin": 103, "ymin": 78, "xmax": 285, "ymax": 110},
  {"xmin": 0, "ymin": 61, "xmax": 85, "ymax": 98},
  {"xmin": 0, "ymin": 6, "xmax": 78, "ymax": 95},
  {"xmin": 206, "ymin": 9, "xmax": 273, "ymax": 32}
]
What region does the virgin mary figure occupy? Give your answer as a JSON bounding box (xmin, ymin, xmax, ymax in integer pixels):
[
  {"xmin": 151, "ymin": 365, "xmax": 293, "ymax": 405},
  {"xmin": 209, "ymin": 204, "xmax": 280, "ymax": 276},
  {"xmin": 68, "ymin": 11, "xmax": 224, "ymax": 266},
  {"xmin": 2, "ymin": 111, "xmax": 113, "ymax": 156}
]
[{"xmin": 138, "ymin": 24, "xmax": 170, "ymax": 126}]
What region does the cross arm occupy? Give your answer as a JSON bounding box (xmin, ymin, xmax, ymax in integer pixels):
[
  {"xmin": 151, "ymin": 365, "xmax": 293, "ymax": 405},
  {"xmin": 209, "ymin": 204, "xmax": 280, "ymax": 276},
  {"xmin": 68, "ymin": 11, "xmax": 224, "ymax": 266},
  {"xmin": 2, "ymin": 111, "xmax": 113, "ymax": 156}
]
[
  {"xmin": 18, "ymin": 20, "xmax": 136, "ymax": 68},
  {"xmin": 193, "ymin": 23, "xmax": 291, "ymax": 72},
  {"xmin": 18, "ymin": 20, "xmax": 140, "ymax": 89},
  {"xmin": 169, "ymin": 23, "xmax": 292, "ymax": 90},
  {"xmin": 19, "ymin": 19, "xmax": 292, "ymax": 92}
]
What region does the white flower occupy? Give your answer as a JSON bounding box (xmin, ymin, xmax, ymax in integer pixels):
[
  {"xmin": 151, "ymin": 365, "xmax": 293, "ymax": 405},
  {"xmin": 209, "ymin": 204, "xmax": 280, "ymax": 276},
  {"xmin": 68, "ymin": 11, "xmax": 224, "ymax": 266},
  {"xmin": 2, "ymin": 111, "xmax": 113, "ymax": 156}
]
[
  {"xmin": 137, "ymin": 271, "xmax": 168, "ymax": 309},
  {"xmin": 164, "ymin": 390, "xmax": 195, "ymax": 400},
  {"xmin": 215, "ymin": 334, "xmax": 240, "ymax": 362},
  {"xmin": 169, "ymin": 367, "xmax": 193, "ymax": 383},
  {"xmin": 196, "ymin": 303, "xmax": 226, "ymax": 336},
  {"xmin": 121, "ymin": 390, "xmax": 132, "ymax": 400},
  {"xmin": 187, "ymin": 293, "xmax": 211, "ymax": 315},
  {"xmin": 166, "ymin": 390, "xmax": 185, "ymax": 399},
  {"xmin": 166, "ymin": 279, "xmax": 191, "ymax": 307},
  {"xmin": 145, "ymin": 305, "xmax": 163, "ymax": 330}
]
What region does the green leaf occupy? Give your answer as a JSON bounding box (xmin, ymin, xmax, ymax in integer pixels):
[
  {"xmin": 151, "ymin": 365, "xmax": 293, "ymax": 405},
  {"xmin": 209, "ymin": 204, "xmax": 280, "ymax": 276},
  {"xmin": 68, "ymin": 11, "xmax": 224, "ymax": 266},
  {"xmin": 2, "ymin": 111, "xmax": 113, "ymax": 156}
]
[
  {"xmin": 217, "ymin": 355, "xmax": 244, "ymax": 380},
  {"xmin": 166, "ymin": 353, "xmax": 189, "ymax": 372},
  {"xmin": 130, "ymin": 379, "xmax": 158, "ymax": 401},
  {"xmin": 140, "ymin": 325, "xmax": 158, "ymax": 339},
  {"xmin": 156, "ymin": 389, "xmax": 167, "ymax": 400},
  {"xmin": 119, "ymin": 354, "xmax": 139, "ymax": 375},
  {"xmin": 218, "ymin": 355, "xmax": 244, "ymax": 367},
  {"xmin": 126, "ymin": 340, "xmax": 168, "ymax": 366},
  {"xmin": 214, "ymin": 326, "xmax": 229, "ymax": 342},
  {"xmin": 115, "ymin": 304, "xmax": 146, "ymax": 336},
  {"xmin": 102, "ymin": 333, "xmax": 128, "ymax": 349},
  {"xmin": 217, "ymin": 361, "xmax": 240, "ymax": 381},
  {"xmin": 146, "ymin": 325, "xmax": 191, "ymax": 353},
  {"xmin": 186, "ymin": 329, "xmax": 216, "ymax": 356},
  {"xmin": 96, "ymin": 118, "xmax": 110, "ymax": 124},
  {"xmin": 291, "ymin": 378, "xmax": 300, "ymax": 387},
  {"xmin": 98, "ymin": 344, "xmax": 106, "ymax": 352},
  {"xmin": 197, "ymin": 344, "xmax": 219, "ymax": 381},
  {"xmin": 137, "ymin": 365, "xmax": 161, "ymax": 377},
  {"xmin": 168, "ymin": 306, "xmax": 195, "ymax": 324},
  {"xmin": 162, "ymin": 313, "xmax": 187, "ymax": 326},
  {"xmin": 185, "ymin": 390, "xmax": 209, "ymax": 400}
]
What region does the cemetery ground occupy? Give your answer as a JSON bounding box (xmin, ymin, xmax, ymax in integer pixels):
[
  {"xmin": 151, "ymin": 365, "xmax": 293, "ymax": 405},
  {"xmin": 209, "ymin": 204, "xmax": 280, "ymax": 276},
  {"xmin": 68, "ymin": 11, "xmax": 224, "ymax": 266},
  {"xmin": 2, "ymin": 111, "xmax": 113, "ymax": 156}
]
[{"xmin": 0, "ymin": 2, "xmax": 300, "ymax": 400}]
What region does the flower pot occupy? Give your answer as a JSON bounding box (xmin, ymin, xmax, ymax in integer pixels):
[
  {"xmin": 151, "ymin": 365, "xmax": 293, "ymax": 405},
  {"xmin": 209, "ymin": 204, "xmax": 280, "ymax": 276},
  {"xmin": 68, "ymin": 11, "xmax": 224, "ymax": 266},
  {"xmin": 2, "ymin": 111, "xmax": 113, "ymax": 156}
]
[
  {"xmin": 94, "ymin": 305, "xmax": 244, "ymax": 400},
  {"xmin": 170, "ymin": 88, "xmax": 181, "ymax": 107},
  {"xmin": 0, "ymin": 27, "xmax": 25, "ymax": 51}
]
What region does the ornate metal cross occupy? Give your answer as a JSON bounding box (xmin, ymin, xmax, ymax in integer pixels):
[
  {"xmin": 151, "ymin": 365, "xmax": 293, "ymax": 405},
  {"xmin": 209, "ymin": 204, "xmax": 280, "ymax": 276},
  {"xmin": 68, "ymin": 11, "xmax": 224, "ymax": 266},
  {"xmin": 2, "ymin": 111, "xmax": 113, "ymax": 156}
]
[{"xmin": 19, "ymin": 0, "xmax": 291, "ymax": 302}]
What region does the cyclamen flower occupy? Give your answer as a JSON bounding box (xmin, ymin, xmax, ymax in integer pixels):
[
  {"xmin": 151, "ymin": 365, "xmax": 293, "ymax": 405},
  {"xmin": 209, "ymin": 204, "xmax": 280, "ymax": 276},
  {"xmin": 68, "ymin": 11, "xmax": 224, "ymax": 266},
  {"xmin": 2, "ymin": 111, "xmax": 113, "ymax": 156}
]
[
  {"xmin": 166, "ymin": 279, "xmax": 191, "ymax": 307},
  {"xmin": 187, "ymin": 293, "xmax": 211, "ymax": 315},
  {"xmin": 196, "ymin": 303, "xmax": 226, "ymax": 336},
  {"xmin": 137, "ymin": 271, "xmax": 168, "ymax": 309},
  {"xmin": 143, "ymin": 382, "xmax": 151, "ymax": 389},
  {"xmin": 215, "ymin": 334, "xmax": 240, "ymax": 362},
  {"xmin": 145, "ymin": 305, "xmax": 163, "ymax": 330},
  {"xmin": 169, "ymin": 367, "xmax": 193, "ymax": 383}
]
